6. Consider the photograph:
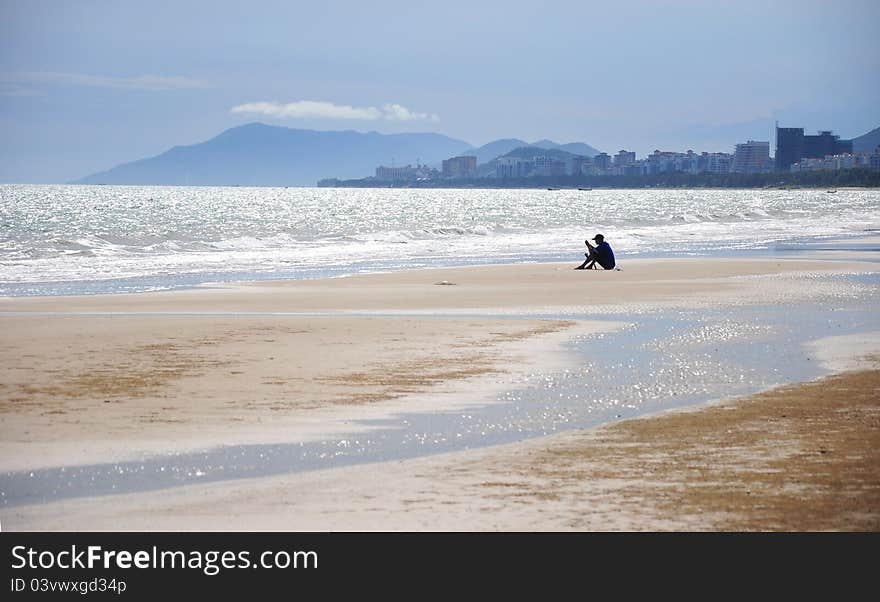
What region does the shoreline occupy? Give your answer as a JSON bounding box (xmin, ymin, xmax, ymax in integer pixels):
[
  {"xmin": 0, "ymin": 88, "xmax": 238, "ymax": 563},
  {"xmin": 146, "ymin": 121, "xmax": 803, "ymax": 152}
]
[
  {"xmin": 3, "ymin": 232, "xmax": 879, "ymax": 300},
  {"xmin": 2, "ymin": 256, "xmax": 874, "ymax": 313}
]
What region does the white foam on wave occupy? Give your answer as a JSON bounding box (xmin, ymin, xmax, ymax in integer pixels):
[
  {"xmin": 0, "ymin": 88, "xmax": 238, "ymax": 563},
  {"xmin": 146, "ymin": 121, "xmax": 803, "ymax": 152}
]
[{"xmin": 1, "ymin": 185, "xmax": 878, "ymax": 287}]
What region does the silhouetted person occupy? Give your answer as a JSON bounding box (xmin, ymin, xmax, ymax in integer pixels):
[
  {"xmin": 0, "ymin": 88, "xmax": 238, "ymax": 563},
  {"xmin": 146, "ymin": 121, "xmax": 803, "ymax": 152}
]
[{"xmin": 575, "ymin": 233, "xmax": 615, "ymax": 270}]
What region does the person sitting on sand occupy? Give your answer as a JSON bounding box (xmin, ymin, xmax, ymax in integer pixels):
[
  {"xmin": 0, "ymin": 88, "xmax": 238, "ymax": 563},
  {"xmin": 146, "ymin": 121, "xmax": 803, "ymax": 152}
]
[{"xmin": 575, "ymin": 233, "xmax": 615, "ymax": 270}]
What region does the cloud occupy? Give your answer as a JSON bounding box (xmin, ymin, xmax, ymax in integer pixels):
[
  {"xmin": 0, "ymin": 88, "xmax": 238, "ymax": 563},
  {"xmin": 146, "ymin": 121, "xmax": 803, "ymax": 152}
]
[
  {"xmin": 0, "ymin": 71, "xmax": 211, "ymax": 90},
  {"xmin": 382, "ymin": 103, "xmax": 439, "ymax": 122},
  {"xmin": 231, "ymin": 100, "xmax": 381, "ymax": 120},
  {"xmin": 230, "ymin": 100, "xmax": 439, "ymax": 122}
]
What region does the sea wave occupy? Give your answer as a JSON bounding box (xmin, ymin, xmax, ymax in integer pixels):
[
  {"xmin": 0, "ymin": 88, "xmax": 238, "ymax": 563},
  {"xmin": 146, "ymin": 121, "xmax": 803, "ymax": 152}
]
[{"xmin": 0, "ymin": 184, "xmax": 878, "ymax": 291}]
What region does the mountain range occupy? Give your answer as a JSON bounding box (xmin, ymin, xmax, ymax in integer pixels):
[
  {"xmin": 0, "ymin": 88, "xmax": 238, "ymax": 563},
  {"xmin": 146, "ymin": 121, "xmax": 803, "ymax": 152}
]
[
  {"xmin": 467, "ymin": 138, "xmax": 601, "ymax": 165},
  {"xmin": 853, "ymin": 127, "xmax": 880, "ymax": 153},
  {"xmin": 73, "ymin": 123, "xmax": 603, "ymax": 187},
  {"xmin": 74, "ymin": 124, "xmax": 473, "ymax": 187},
  {"xmin": 474, "ymin": 146, "xmax": 588, "ymax": 177},
  {"xmin": 77, "ymin": 122, "xmax": 875, "ymax": 187}
]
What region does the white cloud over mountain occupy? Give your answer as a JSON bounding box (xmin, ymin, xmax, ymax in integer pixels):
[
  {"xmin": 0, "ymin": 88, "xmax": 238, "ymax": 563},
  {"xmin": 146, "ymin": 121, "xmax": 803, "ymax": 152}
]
[{"xmin": 230, "ymin": 100, "xmax": 439, "ymax": 122}]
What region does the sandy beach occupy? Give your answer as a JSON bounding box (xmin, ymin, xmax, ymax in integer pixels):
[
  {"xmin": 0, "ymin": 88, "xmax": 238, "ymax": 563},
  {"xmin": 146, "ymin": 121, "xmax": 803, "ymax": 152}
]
[
  {"xmin": 8, "ymin": 367, "xmax": 877, "ymax": 531},
  {"xmin": 2, "ymin": 254, "xmax": 879, "ymax": 530}
]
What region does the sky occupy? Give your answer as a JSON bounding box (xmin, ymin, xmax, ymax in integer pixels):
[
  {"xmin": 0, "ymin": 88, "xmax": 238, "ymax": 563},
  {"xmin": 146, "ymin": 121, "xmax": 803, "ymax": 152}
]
[{"xmin": 1, "ymin": 0, "xmax": 878, "ymax": 183}]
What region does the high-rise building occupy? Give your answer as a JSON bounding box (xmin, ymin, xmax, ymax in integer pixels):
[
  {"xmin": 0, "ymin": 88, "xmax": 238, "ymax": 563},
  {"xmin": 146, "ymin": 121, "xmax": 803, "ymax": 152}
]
[
  {"xmin": 593, "ymin": 153, "xmax": 612, "ymax": 170},
  {"xmin": 643, "ymin": 151, "xmax": 679, "ymax": 174},
  {"xmin": 441, "ymin": 156, "xmax": 477, "ymax": 178},
  {"xmin": 775, "ymin": 126, "xmax": 853, "ymax": 171},
  {"xmin": 376, "ymin": 165, "xmax": 415, "ymax": 180},
  {"xmin": 674, "ymin": 150, "xmax": 700, "ymax": 174},
  {"xmin": 375, "ymin": 164, "xmax": 437, "ymax": 181},
  {"xmin": 495, "ymin": 157, "xmax": 532, "ymax": 178},
  {"xmin": 614, "ymin": 150, "xmax": 636, "ymax": 166},
  {"xmin": 533, "ymin": 156, "xmax": 566, "ymax": 176},
  {"xmin": 732, "ymin": 140, "xmax": 771, "ymax": 173},
  {"xmin": 803, "ymin": 131, "xmax": 853, "ymax": 159},
  {"xmin": 569, "ymin": 155, "xmax": 592, "ymax": 176},
  {"xmin": 775, "ymin": 127, "xmax": 804, "ymax": 171},
  {"xmin": 698, "ymin": 152, "xmax": 733, "ymax": 174}
]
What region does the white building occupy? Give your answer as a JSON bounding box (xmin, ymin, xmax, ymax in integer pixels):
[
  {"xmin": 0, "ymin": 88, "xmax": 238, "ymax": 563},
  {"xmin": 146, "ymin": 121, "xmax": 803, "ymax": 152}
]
[
  {"xmin": 731, "ymin": 140, "xmax": 771, "ymax": 173},
  {"xmin": 699, "ymin": 152, "xmax": 733, "ymax": 174},
  {"xmin": 533, "ymin": 155, "xmax": 567, "ymax": 176},
  {"xmin": 442, "ymin": 156, "xmax": 477, "ymax": 178},
  {"xmin": 375, "ymin": 164, "xmax": 437, "ymax": 181},
  {"xmin": 614, "ymin": 150, "xmax": 636, "ymax": 166},
  {"xmin": 495, "ymin": 157, "xmax": 533, "ymax": 178},
  {"xmin": 791, "ymin": 151, "xmax": 880, "ymax": 172}
]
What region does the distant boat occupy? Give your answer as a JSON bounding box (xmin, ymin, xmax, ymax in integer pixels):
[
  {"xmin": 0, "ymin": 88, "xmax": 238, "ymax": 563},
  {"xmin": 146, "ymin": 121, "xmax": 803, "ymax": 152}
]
[
  {"xmin": 826, "ymin": 189, "xmax": 837, "ymax": 193},
  {"xmin": 578, "ymin": 187, "xmax": 592, "ymax": 191},
  {"xmin": 547, "ymin": 187, "xmax": 560, "ymax": 190}
]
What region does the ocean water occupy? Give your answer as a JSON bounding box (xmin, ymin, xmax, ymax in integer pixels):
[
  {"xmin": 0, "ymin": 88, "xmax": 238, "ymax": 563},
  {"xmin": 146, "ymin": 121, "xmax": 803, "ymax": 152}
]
[{"xmin": 1, "ymin": 184, "xmax": 879, "ymax": 295}]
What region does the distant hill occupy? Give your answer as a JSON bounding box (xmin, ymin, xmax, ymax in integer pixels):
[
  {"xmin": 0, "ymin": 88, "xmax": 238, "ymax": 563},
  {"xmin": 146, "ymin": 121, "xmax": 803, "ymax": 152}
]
[
  {"xmin": 467, "ymin": 138, "xmax": 530, "ymax": 164},
  {"xmin": 503, "ymin": 146, "xmax": 577, "ymax": 160},
  {"xmin": 529, "ymin": 139, "xmax": 601, "ymax": 157},
  {"xmin": 468, "ymin": 137, "xmax": 602, "ymax": 166},
  {"xmin": 852, "ymin": 126, "xmax": 880, "ymax": 153},
  {"xmin": 476, "ymin": 145, "xmax": 586, "ymax": 177},
  {"xmin": 74, "ymin": 123, "xmax": 472, "ymax": 186}
]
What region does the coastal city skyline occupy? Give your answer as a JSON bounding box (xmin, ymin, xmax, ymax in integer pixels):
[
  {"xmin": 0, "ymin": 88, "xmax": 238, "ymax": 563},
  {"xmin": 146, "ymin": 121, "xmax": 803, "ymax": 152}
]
[{"xmin": 361, "ymin": 124, "xmax": 879, "ymax": 184}]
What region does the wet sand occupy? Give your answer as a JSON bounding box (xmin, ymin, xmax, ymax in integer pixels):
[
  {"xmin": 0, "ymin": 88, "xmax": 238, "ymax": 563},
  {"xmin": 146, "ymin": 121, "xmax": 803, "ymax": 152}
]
[
  {"xmin": 0, "ymin": 314, "xmax": 588, "ymax": 471},
  {"xmin": 1, "ymin": 256, "xmax": 878, "ymax": 530},
  {"xmin": 7, "ymin": 366, "xmax": 877, "ymax": 531},
  {"xmin": 1, "ymin": 257, "xmax": 869, "ymax": 314}
]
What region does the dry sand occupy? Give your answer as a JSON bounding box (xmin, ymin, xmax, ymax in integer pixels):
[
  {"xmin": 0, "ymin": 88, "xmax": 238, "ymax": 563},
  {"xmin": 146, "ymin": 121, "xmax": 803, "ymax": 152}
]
[{"xmin": 1, "ymin": 256, "xmax": 878, "ymax": 530}]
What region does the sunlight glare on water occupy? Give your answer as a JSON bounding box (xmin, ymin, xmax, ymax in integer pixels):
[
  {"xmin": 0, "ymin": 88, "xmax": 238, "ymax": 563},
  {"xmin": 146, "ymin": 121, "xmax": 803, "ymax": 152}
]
[{"xmin": 2, "ymin": 185, "xmax": 878, "ymax": 294}]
